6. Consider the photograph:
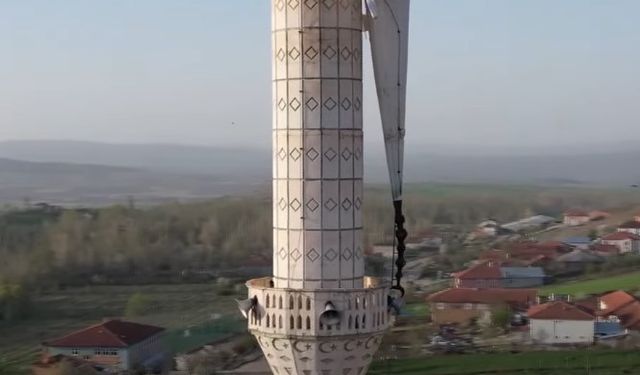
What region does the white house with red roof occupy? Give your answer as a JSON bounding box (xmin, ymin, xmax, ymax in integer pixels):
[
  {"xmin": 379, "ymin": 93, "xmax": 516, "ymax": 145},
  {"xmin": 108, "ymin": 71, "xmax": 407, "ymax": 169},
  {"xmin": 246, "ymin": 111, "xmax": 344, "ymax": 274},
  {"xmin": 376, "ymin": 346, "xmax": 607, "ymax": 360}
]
[
  {"xmin": 600, "ymin": 232, "xmax": 640, "ymax": 254},
  {"xmin": 427, "ymin": 288, "xmax": 537, "ymax": 326},
  {"xmin": 528, "ymin": 301, "xmax": 595, "ymax": 344},
  {"xmin": 42, "ymin": 319, "xmax": 166, "ymax": 371},
  {"xmin": 618, "ymin": 220, "xmax": 640, "ymax": 236},
  {"xmin": 563, "ymin": 209, "xmax": 591, "ymax": 227}
]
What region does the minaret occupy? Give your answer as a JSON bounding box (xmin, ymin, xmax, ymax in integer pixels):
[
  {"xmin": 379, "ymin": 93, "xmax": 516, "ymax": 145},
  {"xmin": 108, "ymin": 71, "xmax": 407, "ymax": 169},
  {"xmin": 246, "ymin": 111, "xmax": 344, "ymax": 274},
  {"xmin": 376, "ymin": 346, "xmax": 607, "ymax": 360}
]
[{"xmin": 241, "ymin": 1, "xmax": 410, "ymax": 374}]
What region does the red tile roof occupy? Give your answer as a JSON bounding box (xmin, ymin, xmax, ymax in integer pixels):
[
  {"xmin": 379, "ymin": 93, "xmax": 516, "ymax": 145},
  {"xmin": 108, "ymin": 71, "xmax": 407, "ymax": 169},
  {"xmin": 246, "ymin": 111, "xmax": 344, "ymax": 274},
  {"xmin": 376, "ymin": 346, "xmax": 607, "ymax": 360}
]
[
  {"xmin": 591, "ymin": 243, "xmax": 620, "ymax": 254},
  {"xmin": 564, "ymin": 209, "xmax": 590, "ymax": 217},
  {"xmin": 44, "ymin": 320, "xmax": 164, "ymax": 348},
  {"xmin": 427, "ymin": 288, "xmax": 537, "ymax": 306},
  {"xmin": 479, "ymin": 249, "xmax": 510, "ymax": 261},
  {"xmin": 527, "ymin": 301, "xmax": 595, "ymax": 321},
  {"xmin": 602, "ymin": 232, "xmax": 640, "ymax": 241},
  {"xmin": 619, "ymin": 221, "xmax": 640, "ymax": 229},
  {"xmin": 454, "ymin": 262, "xmax": 502, "ymax": 279},
  {"xmin": 599, "ymin": 290, "xmax": 637, "ymax": 316}
]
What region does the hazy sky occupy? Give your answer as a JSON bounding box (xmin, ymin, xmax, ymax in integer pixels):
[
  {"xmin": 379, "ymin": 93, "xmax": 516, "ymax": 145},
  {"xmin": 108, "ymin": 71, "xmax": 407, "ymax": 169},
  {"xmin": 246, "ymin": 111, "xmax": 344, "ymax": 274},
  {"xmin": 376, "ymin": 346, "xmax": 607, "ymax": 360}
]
[{"xmin": 1, "ymin": 0, "xmax": 639, "ymax": 150}]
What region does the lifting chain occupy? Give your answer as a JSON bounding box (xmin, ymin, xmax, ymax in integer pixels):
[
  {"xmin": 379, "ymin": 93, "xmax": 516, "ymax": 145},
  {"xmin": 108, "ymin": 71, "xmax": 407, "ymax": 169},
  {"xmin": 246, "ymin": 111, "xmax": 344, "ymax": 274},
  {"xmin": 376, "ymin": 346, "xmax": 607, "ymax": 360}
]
[{"xmin": 392, "ymin": 200, "xmax": 407, "ymax": 297}]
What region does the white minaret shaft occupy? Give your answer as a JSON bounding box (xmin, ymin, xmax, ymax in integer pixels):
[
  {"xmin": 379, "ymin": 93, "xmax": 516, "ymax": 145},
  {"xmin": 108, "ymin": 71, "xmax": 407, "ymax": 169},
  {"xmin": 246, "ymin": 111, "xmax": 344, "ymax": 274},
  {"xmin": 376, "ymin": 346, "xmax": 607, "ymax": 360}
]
[
  {"xmin": 272, "ymin": 0, "xmax": 364, "ymax": 290},
  {"xmin": 243, "ymin": 1, "xmax": 391, "ymax": 375}
]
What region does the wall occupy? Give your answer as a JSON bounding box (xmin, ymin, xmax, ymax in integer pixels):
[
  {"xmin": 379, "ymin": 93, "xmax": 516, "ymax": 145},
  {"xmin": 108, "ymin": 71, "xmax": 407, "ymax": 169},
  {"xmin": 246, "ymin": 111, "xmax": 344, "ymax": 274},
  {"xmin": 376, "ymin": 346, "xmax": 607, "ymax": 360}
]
[
  {"xmin": 123, "ymin": 333, "xmax": 165, "ymax": 370},
  {"xmin": 430, "ymin": 303, "xmax": 492, "ymax": 326},
  {"xmin": 564, "ymin": 216, "xmax": 590, "ymax": 226},
  {"xmin": 501, "ymin": 277, "xmax": 545, "ymax": 289},
  {"xmin": 618, "ymin": 228, "xmax": 640, "ymax": 235},
  {"xmin": 46, "ymin": 347, "xmax": 124, "ymax": 370},
  {"xmin": 455, "ymin": 278, "xmax": 502, "ymax": 289},
  {"xmin": 530, "ymin": 319, "xmax": 594, "ymax": 344}
]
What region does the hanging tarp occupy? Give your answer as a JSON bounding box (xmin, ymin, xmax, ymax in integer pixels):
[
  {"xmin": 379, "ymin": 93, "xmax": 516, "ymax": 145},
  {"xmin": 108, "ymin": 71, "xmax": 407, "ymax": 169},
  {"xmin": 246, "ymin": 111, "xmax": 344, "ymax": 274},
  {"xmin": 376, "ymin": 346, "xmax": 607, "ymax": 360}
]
[{"xmin": 367, "ymin": 0, "xmax": 410, "ymax": 202}]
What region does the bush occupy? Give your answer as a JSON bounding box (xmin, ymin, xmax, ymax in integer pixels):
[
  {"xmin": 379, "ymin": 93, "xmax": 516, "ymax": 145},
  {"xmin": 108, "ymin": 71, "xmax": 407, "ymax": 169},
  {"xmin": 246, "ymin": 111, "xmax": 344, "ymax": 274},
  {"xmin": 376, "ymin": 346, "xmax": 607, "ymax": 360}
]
[{"xmin": 125, "ymin": 293, "xmax": 155, "ymax": 317}]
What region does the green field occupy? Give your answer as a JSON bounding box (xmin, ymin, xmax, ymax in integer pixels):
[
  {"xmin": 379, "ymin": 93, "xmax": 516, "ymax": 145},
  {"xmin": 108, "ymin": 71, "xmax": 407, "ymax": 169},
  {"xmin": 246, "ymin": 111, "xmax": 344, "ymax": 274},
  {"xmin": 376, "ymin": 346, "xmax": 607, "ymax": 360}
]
[
  {"xmin": 0, "ymin": 283, "xmax": 244, "ymax": 371},
  {"xmin": 541, "ymin": 271, "xmax": 640, "ymax": 295},
  {"xmin": 370, "ymin": 350, "xmax": 640, "ymax": 375}
]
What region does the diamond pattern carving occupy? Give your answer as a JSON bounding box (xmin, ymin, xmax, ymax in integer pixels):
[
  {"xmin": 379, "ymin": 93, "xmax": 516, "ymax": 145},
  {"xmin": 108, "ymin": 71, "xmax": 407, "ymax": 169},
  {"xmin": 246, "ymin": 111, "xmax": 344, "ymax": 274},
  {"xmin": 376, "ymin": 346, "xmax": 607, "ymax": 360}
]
[
  {"xmin": 341, "ymin": 148, "xmax": 352, "ymax": 161},
  {"xmin": 324, "ymin": 148, "xmax": 337, "ymax": 161},
  {"xmin": 278, "ymin": 148, "xmax": 287, "ymax": 160},
  {"xmin": 340, "ymin": 0, "xmax": 350, "ymax": 10},
  {"xmin": 341, "ymin": 98, "xmax": 352, "ymax": 111},
  {"xmin": 304, "ymin": 46, "xmax": 318, "ymax": 60},
  {"xmin": 353, "ymin": 48, "xmax": 361, "ymax": 61},
  {"xmin": 354, "ymin": 197, "xmax": 362, "ymax": 210},
  {"xmin": 324, "ymin": 97, "xmax": 337, "ymax": 110},
  {"xmin": 289, "ymin": 47, "xmax": 301, "ymax": 60},
  {"xmin": 341, "ymin": 47, "xmax": 352, "ymax": 60},
  {"xmin": 323, "ymin": 46, "xmax": 337, "ymax": 60},
  {"xmin": 306, "ymin": 198, "xmax": 319, "ymax": 212},
  {"xmin": 290, "ymin": 248, "xmax": 302, "ymax": 261},
  {"xmin": 342, "ymin": 198, "xmax": 352, "ymax": 211},
  {"xmin": 276, "ymin": 48, "xmax": 286, "ymax": 62},
  {"xmin": 306, "ymin": 147, "xmax": 319, "ymax": 161},
  {"xmin": 305, "ymin": 97, "xmax": 319, "ymax": 111},
  {"xmin": 342, "ymin": 247, "xmax": 353, "ymax": 261},
  {"xmin": 279, "ymin": 247, "xmax": 288, "ymax": 259},
  {"xmin": 322, "ymin": 0, "xmax": 336, "ymax": 9},
  {"xmin": 355, "ymin": 246, "xmax": 363, "ymax": 259},
  {"xmin": 307, "ymin": 248, "xmax": 320, "ymax": 262},
  {"xmin": 290, "ymin": 199, "xmax": 302, "ymax": 211},
  {"xmin": 278, "ymin": 198, "xmax": 287, "ymax": 210},
  {"xmin": 354, "ymin": 97, "xmax": 361, "ymax": 111},
  {"xmin": 288, "ymin": 0, "xmax": 300, "ymax": 10},
  {"xmin": 324, "ymin": 198, "xmax": 338, "ymax": 211},
  {"xmin": 304, "ymin": 0, "xmax": 318, "ymax": 9},
  {"xmin": 290, "ymin": 148, "xmax": 301, "ymax": 161},
  {"xmin": 289, "ymin": 98, "xmax": 301, "ymax": 111},
  {"xmin": 275, "ymin": 0, "xmax": 285, "ymax": 11},
  {"xmin": 325, "ymin": 248, "xmax": 338, "ymax": 261},
  {"xmin": 278, "ymin": 98, "xmax": 287, "ymax": 111},
  {"xmin": 354, "ymin": 147, "xmax": 362, "ymax": 160}
]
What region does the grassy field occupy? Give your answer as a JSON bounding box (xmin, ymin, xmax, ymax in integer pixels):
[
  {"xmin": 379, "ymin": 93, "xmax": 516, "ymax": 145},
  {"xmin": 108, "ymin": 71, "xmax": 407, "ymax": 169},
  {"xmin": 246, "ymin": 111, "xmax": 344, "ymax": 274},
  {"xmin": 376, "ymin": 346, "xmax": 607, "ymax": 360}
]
[
  {"xmin": 370, "ymin": 350, "xmax": 640, "ymax": 375},
  {"xmin": 0, "ymin": 283, "xmax": 244, "ymax": 371},
  {"xmin": 541, "ymin": 271, "xmax": 640, "ymax": 295}
]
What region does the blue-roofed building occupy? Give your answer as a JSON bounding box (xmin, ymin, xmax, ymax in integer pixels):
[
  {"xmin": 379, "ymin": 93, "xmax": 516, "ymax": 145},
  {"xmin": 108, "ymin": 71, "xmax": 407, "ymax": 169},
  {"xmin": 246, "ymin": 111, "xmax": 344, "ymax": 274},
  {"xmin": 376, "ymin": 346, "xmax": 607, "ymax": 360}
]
[
  {"xmin": 563, "ymin": 236, "xmax": 592, "ymax": 250},
  {"xmin": 500, "ymin": 266, "xmax": 547, "ymax": 288}
]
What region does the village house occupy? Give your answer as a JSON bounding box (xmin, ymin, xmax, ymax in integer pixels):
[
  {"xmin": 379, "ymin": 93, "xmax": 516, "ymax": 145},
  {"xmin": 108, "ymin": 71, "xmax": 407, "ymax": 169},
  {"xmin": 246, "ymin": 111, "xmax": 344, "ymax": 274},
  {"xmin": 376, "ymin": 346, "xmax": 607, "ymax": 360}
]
[
  {"xmin": 427, "ymin": 288, "xmax": 537, "ymax": 326},
  {"xmin": 42, "ymin": 319, "xmax": 166, "ymax": 372},
  {"xmin": 528, "ymin": 301, "xmax": 595, "ymax": 344},
  {"xmin": 555, "ymin": 250, "xmax": 605, "ymax": 274},
  {"xmin": 590, "ymin": 243, "xmax": 621, "ymax": 257},
  {"xmin": 618, "ymin": 220, "xmax": 640, "ymax": 236},
  {"xmin": 453, "ymin": 261, "xmax": 546, "ymax": 289},
  {"xmin": 563, "ymin": 209, "xmax": 591, "ymax": 226},
  {"xmin": 600, "ymin": 232, "xmax": 640, "ymax": 254},
  {"xmin": 32, "ymin": 354, "xmax": 99, "ymax": 375},
  {"xmin": 597, "ymin": 290, "xmax": 640, "ymax": 331},
  {"xmin": 563, "ymin": 236, "xmax": 592, "ymax": 250}
]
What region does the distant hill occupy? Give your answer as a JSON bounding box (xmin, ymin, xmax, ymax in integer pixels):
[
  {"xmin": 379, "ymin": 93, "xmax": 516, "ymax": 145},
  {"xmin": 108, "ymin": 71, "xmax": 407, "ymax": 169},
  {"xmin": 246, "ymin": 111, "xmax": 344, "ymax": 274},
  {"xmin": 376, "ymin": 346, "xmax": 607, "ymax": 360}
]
[
  {"xmin": 1, "ymin": 140, "xmax": 639, "ymax": 204},
  {"xmin": 0, "ymin": 140, "xmax": 270, "ymax": 177},
  {"xmin": 0, "ymin": 157, "xmax": 265, "ymax": 205}
]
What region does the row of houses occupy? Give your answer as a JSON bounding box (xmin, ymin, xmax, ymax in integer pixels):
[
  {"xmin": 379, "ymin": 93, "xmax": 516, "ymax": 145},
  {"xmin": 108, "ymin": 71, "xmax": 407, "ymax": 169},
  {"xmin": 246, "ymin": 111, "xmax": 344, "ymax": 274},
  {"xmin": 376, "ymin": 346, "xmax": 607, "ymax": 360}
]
[
  {"xmin": 32, "ymin": 319, "xmax": 167, "ymax": 374},
  {"xmin": 427, "ymin": 288, "xmax": 640, "ymax": 344}
]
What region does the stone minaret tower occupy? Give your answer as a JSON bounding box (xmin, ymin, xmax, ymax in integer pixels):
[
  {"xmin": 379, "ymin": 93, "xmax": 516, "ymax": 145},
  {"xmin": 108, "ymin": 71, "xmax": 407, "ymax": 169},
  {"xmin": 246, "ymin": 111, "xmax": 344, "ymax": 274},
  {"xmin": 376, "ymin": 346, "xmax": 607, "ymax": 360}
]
[{"xmin": 241, "ymin": 1, "xmax": 410, "ymax": 374}]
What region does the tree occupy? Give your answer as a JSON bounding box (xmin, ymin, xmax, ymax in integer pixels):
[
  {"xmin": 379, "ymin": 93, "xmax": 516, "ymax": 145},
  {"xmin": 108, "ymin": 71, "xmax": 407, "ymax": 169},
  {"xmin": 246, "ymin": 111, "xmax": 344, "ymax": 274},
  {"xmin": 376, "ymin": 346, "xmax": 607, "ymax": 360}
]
[
  {"xmin": 491, "ymin": 306, "xmax": 511, "ymax": 331},
  {"xmin": 0, "ymin": 282, "xmax": 31, "ymax": 321},
  {"xmin": 588, "ymin": 228, "xmax": 599, "ymax": 241},
  {"xmin": 125, "ymin": 293, "xmax": 154, "ymax": 317},
  {"xmin": 0, "ymin": 358, "xmax": 21, "ymax": 375}
]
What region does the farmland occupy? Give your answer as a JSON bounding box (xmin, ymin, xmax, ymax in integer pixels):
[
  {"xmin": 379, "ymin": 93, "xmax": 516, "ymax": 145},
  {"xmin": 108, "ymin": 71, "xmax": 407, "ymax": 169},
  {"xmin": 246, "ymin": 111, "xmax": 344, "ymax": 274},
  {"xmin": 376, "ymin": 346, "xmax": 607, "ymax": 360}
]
[
  {"xmin": 0, "ymin": 283, "xmax": 244, "ymax": 371},
  {"xmin": 370, "ymin": 350, "xmax": 640, "ymax": 375},
  {"xmin": 541, "ymin": 271, "xmax": 640, "ymax": 295}
]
